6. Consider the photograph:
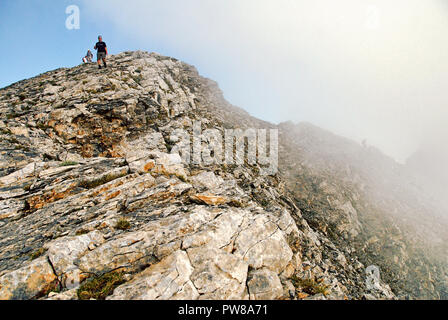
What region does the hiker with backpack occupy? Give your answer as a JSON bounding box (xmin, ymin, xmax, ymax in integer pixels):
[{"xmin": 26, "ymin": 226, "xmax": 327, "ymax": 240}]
[
  {"xmin": 94, "ymin": 36, "xmax": 108, "ymax": 69},
  {"xmin": 82, "ymin": 50, "xmax": 93, "ymax": 63}
]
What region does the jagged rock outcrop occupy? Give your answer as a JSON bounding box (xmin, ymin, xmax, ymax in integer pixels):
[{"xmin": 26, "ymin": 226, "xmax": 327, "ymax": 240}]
[{"xmin": 0, "ymin": 51, "xmax": 444, "ymax": 300}]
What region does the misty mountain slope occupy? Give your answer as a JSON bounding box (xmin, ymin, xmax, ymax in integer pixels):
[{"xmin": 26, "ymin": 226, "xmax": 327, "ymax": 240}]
[
  {"xmin": 278, "ymin": 121, "xmax": 448, "ymax": 299},
  {"xmin": 407, "ymin": 144, "xmax": 448, "ymax": 213},
  {"xmin": 0, "ymin": 51, "xmax": 443, "ymax": 300}
]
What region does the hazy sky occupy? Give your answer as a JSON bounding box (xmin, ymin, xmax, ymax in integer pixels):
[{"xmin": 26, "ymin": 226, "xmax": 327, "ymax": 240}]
[{"xmin": 2, "ymin": 0, "xmax": 448, "ymax": 163}]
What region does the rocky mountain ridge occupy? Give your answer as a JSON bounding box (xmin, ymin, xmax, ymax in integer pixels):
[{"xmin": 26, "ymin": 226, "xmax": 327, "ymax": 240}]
[{"xmin": 0, "ymin": 51, "xmax": 445, "ymax": 300}]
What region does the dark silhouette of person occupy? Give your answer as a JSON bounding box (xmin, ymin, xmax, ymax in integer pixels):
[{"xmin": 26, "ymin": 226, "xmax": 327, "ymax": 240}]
[{"xmin": 94, "ymin": 36, "xmax": 108, "ymax": 69}]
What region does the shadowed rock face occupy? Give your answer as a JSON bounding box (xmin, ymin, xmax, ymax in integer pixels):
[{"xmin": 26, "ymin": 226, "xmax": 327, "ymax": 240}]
[{"xmin": 0, "ymin": 51, "xmax": 445, "ymax": 300}]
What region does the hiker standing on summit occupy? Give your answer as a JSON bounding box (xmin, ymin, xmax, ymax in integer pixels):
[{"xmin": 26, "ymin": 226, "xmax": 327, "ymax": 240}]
[{"xmin": 94, "ymin": 36, "xmax": 108, "ymax": 69}]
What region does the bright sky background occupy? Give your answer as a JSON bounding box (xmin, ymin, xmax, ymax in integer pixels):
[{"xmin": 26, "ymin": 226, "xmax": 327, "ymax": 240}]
[{"xmin": 1, "ymin": 0, "xmax": 448, "ymax": 163}]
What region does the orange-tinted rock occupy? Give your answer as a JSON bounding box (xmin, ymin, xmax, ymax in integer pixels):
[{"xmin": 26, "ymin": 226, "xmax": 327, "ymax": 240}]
[
  {"xmin": 298, "ymin": 292, "xmax": 309, "ymax": 299},
  {"xmin": 143, "ymin": 161, "xmax": 155, "ymax": 172},
  {"xmin": 190, "ymin": 194, "xmax": 228, "ymax": 206},
  {"xmin": 26, "ymin": 186, "xmax": 77, "ymax": 211},
  {"xmin": 0, "ymin": 257, "xmax": 58, "ymax": 300},
  {"xmin": 105, "ymin": 190, "xmax": 121, "ymax": 201}
]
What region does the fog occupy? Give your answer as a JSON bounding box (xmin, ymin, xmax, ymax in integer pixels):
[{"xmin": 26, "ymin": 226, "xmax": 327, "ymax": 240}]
[{"xmin": 82, "ymin": 0, "xmax": 448, "ymax": 165}]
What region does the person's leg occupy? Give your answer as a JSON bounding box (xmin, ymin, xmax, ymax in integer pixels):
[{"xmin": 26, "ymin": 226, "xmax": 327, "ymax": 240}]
[
  {"xmin": 97, "ymin": 55, "xmax": 102, "ymax": 69},
  {"xmin": 103, "ymin": 57, "xmax": 107, "ymax": 67}
]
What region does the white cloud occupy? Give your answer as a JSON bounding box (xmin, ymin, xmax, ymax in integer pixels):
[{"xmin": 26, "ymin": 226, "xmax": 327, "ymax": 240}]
[{"xmin": 82, "ymin": 0, "xmax": 448, "ymax": 162}]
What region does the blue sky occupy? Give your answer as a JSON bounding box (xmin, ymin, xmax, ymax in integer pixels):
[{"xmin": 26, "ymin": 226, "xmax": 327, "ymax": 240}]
[
  {"xmin": 0, "ymin": 0, "xmax": 155, "ymax": 88},
  {"xmin": 1, "ymin": 0, "xmax": 448, "ymax": 162},
  {"xmin": 0, "ymin": 0, "xmax": 86, "ymax": 87},
  {"xmin": 0, "ymin": 0, "xmax": 235, "ymax": 89}
]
